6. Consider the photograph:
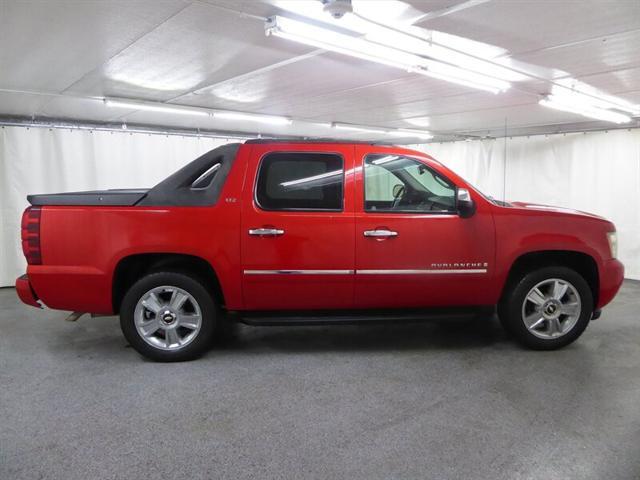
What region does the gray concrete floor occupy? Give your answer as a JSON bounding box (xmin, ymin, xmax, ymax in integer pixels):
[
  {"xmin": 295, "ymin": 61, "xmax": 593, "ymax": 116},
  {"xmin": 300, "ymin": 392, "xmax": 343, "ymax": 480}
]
[{"xmin": 1, "ymin": 282, "xmax": 639, "ymax": 480}]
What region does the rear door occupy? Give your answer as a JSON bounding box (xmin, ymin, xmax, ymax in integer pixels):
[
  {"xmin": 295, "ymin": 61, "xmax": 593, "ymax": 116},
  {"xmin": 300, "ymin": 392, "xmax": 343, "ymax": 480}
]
[
  {"xmin": 241, "ymin": 143, "xmax": 355, "ymax": 310},
  {"xmin": 354, "ymin": 145, "xmax": 496, "ymax": 308}
]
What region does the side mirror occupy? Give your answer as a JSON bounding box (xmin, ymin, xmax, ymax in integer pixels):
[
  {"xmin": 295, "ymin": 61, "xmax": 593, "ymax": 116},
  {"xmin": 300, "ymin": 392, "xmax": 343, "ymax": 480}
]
[{"xmin": 457, "ymin": 188, "xmax": 476, "ymax": 218}]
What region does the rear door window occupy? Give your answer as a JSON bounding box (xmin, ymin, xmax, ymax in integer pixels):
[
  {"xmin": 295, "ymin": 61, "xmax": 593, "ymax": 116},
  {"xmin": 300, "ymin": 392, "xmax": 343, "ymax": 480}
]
[{"xmin": 256, "ymin": 152, "xmax": 344, "ymax": 211}]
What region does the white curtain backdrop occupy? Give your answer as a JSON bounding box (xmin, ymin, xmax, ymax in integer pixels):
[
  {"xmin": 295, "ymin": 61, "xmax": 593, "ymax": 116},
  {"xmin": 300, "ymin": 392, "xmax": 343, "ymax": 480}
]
[
  {"xmin": 0, "ymin": 126, "xmax": 231, "ymax": 286},
  {"xmin": 412, "ymin": 129, "xmax": 640, "ymax": 280},
  {"xmin": 1, "ymin": 126, "xmax": 638, "ymax": 286}
]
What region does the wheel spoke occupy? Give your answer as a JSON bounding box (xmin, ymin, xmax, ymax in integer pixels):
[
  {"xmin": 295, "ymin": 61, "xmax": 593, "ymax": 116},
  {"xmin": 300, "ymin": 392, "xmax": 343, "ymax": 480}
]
[
  {"xmin": 169, "ymin": 290, "xmax": 189, "ymax": 311},
  {"xmin": 180, "ymin": 314, "xmax": 201, "ymax": 330},
  {"xmin": 548, "ymin": 317, "xmax": 562, "ymax": 335},
  {"xmin": 139, "ymin": 319, "xmax": 160, "ymax": 337},
  {"xmin": 165, "ymin": 328, "xmax": 181, "ymax": 347},
  {"xmin": 142, "ymin": 292, "xmax": 162, "ymax": 314},
  {"xmin": 524, "ymin": 313, "xmax": 546, "ymax": 330},
  {"xmin": 526, "ymin": 288, "xmax": 546, "ymax": 306},
  {"xmin": 561, "ymin": 302, "xmax": 580, "ymax": 316},
  {"xmin": 552, "ymin": 280, "xmax": 569, "ymax": 301}
]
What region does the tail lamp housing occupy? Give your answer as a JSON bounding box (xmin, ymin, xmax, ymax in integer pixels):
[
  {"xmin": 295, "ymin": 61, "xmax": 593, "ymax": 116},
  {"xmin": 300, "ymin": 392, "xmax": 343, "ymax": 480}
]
[{"xmin": 21, "ymin": 206, "xmax": 42, "ymax": 265}]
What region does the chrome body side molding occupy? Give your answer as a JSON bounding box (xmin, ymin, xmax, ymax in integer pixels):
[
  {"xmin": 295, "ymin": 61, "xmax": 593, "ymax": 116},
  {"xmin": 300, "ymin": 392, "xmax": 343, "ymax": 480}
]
[{"xmin": 243, "ymin": 269, "xmax": 487, "ymax": 275}]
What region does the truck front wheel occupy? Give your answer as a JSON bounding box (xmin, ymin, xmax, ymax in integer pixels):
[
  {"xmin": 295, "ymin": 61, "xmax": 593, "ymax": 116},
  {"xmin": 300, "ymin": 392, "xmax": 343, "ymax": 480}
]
[
  {"xmin": 120, "ymin": 272, "xmax": 216, "ymax": 361},
  {"xmin": 499, "ymin": 266, "xmax": 593, "ymax": 350}
]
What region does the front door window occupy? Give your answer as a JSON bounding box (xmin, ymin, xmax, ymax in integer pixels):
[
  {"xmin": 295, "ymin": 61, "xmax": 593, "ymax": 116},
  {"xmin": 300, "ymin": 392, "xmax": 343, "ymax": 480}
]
[{"xmin": 364, "ymin": 154, "xmax": 456, "ymax": 213}]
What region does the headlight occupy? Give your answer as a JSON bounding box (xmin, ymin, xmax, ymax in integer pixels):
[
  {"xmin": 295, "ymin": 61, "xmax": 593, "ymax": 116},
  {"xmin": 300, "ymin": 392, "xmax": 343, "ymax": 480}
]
[{"xmin": 607, "ymin": 231, "xmax": 618, "ymax": 259}]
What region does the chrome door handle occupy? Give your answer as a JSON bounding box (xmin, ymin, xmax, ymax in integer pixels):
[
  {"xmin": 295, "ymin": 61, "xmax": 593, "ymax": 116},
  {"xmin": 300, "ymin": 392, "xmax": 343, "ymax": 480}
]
[
  {"xmin": 363, "ymin": 229, "xmax": 398, "ymax": 238},
  {"xmin": 248, "ymin": 228, "xmax": 285, "ymax": 236}
]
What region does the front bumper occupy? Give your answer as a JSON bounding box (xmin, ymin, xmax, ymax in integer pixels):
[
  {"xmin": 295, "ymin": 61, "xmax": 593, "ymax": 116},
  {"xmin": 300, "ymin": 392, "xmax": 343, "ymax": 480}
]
[
  {"xmin": 598, "ymin": 258, "xmax": 624, "ymax": 309},
  {"xmin": 15, "ymin": 274, "xmax": 42, "ymax": 308}
]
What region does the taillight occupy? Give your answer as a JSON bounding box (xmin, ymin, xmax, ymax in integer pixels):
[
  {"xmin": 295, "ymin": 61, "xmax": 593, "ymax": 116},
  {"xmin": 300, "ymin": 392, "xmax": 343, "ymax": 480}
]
[{"xmin": 21, "ymin": 206, "xmax": 42, "ymax": 265}]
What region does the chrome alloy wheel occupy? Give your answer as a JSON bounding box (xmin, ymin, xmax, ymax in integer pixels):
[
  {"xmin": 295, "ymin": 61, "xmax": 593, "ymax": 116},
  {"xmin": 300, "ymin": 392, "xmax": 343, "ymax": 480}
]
[
  {"xmin": 521, "ymin": 278, "xmax": 582, "ymax": 339},
  {"xmin": 134, "ymin": 286, "xmax": 202, "ymax": 351}
]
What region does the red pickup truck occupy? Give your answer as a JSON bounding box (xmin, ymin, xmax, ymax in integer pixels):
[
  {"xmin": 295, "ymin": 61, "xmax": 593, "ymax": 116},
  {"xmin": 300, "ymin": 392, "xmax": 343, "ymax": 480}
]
[{"xmin": 16, "ymin": 140, "xmax": 624, "ymax": 361}]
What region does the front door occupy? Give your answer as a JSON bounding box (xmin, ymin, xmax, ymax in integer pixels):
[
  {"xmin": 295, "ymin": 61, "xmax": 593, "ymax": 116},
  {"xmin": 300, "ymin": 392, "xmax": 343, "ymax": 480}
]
[
  {"xmin": 354, "ymin": 145, "xmax": 495, "ymax": 308},
  {"xmin": 241, "ymin": 143, "xmax": 355, "ymax": 310}
]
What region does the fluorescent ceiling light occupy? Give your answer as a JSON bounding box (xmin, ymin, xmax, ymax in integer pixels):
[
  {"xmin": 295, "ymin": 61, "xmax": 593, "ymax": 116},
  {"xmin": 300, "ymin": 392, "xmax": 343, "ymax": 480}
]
[
  {"xmin": 415, "ymin": 65, "xmax": 506, "ymax": 94},
  {"xmin": 551, "ymin": 86, "xmax": 640, "ymax": 116},
  {"xmin": 387, "ymin": 129, "xmax": 433, "ymax": 139},
  {"xmin": 364, "ymin": 26, "xmax": 521, "ymax": 83},
  {"xmin": 104, "ymin": 99, "xmax": 209, "ymax": 116},
  {"xmin": 271, "ymin": 2, "xmax": 519, "ymax": 82},
  {"xmin": 333, "ymin": 123, "xmax": 388, "ymax": 134},
  {"xmin": 333, "ymin": 123, "xmax": 433, "ymax": 139},
  {"xmin": 214, "ymin": 111, "xmax": 292, "ymax": 125},
  {"xmin": 266, "ymin": 16, "xmax": 425, "ymax": 70},
  {"xmin": 539, "ymin": 96, "xmax": 632, "ymax": 124},
  {"xmin": 266, "ymin": 15, "xmax": 511, "ymax": 94}
]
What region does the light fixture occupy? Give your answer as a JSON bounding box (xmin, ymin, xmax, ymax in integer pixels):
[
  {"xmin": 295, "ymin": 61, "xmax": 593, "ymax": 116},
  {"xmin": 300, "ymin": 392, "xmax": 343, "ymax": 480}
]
[
  {"xmin": 387, "ymin": 129, "xmax": 433, "ymax": 140},
  {"xmin": 539, "ymin": 96, "xmax": 632, "ymax": 124},
  {"xmin": 266, "ymin": 16, "xmax": 426, "ymax": 70},
  {"xmin": 104, "ymin": 98, "xmax": 210, "ymax": 116},
  {"xmin": 333, "ymin": 123, "xmax": 433, "ymax": 140},
  {"xmin": 213, "ymin": 111, "xmax": 292, "ymax": 125},
  {"xmin": 332, "ymin": 122, "xmax": 388, "ymax": 134},
  {"xmin": 551, "ymin": 86, "xmax": 640, "ymax": 116},
  {"xmin": 265, "ymin": 15, "xmax": 511, "ymax": 94},
  {"xmin": 415, "ymin": 68, "xmax": 503, "ymax": 94},
  {"xmin": 362, "ymin": 22, "xmax": 522, "ymax": 83}
]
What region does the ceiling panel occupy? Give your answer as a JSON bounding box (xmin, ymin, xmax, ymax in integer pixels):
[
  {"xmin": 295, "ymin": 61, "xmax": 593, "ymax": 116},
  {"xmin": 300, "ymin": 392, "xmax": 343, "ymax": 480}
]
[
  {"xmin": 416, "ymin": 0, "xmax": 640, "ymax": 56},
  {"xmin": 65, "ymin": 2, "xmax": 314, "ymax": 102},
  {"xmin": 576, "ymin": 66, "xmax": 640, "ymax": 96},
  {"xmin": 1, "ymin": 0, "xmax": 639, "ymax": 140},
  {"xmin": 0, "ymin": 0, "xmax": 187, "ymax": 92},
  {"xmin": 520, "ymin": 30, "xmax": 640, "ymax": 80},
  {"xmin": 177, "ymin": 50, "xmax": 410, "ymax": 112}
]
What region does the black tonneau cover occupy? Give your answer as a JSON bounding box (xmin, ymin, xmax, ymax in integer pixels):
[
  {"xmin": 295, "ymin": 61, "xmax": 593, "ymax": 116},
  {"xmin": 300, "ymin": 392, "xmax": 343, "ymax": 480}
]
[{"xmin": 27, "ymin": 189, "xmax": 149, "ymax": 206}]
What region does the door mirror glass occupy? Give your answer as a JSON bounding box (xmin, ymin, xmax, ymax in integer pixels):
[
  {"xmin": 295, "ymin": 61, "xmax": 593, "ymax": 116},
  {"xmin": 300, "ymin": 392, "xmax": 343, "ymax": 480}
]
[
  {"xmin": 456, "ymin": 188, "xmax": 476, "ymax": 218},
  {"xmin": 392, "ymin": 184, "xmax": 405, "ymax": 199}
]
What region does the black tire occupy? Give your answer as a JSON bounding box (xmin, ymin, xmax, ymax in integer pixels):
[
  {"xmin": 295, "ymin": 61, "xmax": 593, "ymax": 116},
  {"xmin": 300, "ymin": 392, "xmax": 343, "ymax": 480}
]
[
  {"xmin": 120, "ymin": 272, "xmax": 216, "ymax": 361},
  {"xmin": 498, "ymin": 266, "xmax": 593, "ymax": 350}
]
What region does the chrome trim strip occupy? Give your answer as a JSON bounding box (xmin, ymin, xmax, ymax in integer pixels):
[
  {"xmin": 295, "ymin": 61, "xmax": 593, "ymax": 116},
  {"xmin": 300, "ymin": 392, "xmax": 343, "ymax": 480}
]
[
  {"xmin": 356, "ymin": 269, "xmax": 488, "ymax": 275},
  {"xmin": 243, "ymin": 269, "xmax": 487, "ymax": 275},
  {"xmin": 244, "ymin": 269, "xmax": 354, "ymax": 275}
]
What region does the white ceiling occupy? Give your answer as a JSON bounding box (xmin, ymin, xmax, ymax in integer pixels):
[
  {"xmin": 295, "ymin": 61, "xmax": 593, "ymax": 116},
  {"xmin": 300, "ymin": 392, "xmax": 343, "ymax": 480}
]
[{"xmin": 0, "ymin": 0, "xmax": 639, "ymax": 141}]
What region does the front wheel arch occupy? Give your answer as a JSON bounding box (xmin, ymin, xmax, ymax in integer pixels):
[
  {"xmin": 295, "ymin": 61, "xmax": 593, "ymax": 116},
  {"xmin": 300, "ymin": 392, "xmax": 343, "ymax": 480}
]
[{"xmin": 500, "ymin": 250, "xmax": 599, "ymax": 309}]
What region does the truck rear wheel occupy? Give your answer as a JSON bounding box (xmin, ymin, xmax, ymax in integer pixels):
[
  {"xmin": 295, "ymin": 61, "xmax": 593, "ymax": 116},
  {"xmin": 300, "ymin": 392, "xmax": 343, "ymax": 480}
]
[
  {"xmin": 498, "ymin": 266, "xmax": 593, "ymax": 350},
  {"xmin": 120, "ymin": 272, "xmax": 216, "ymax": 361}
]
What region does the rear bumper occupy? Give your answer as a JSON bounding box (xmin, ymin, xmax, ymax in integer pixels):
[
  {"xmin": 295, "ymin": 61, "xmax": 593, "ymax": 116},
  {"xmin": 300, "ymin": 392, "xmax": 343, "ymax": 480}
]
[
  {"xmin": 598, "ymin": 258, "xmax": 624, "ymax": 309},
  {"xmin": 15, "ymin": 274, "xmax": 42, "ymax": 308}
]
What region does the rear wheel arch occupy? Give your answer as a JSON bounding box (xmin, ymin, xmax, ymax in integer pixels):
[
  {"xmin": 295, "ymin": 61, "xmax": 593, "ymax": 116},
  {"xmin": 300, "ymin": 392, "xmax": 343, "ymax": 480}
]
[
  {"xmin": 501, "ymin": 250, "xmax": 599, "ymax": 307},
  {"xmin": 112, "ymin": 253, "xmax": 224, "ymax": 314}
]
